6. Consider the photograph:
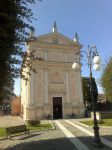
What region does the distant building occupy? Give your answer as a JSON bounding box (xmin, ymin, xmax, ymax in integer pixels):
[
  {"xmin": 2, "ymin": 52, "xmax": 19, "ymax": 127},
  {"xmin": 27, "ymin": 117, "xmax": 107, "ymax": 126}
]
[
  {"xmin": 11, "ymin": 96, "xmax": 21, "ymax": 115},
  {"xmin": 21, "ymin": 22, "xmax": 85, "ymax": 120}
]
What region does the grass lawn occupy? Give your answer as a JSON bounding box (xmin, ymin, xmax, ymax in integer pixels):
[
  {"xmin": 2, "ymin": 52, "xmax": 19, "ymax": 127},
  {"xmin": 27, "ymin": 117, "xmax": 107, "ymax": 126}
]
[
  {"xmin": 80, "ymin": 118, "xmax": 112, "ymax": 126},
  {"xmin": 0, "ymin": 123, "xmax": 53, "ymax": 137},
  {"xmin": 27, "ymin": 123, "xmax": 52, "ymax": 130},
  {"xmin": 0, "ymin": 128, "xmax": 6, "ymax": 137}
]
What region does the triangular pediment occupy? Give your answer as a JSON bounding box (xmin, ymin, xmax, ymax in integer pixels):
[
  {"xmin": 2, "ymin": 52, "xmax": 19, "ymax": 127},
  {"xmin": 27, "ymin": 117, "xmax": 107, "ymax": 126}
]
[{"xmin": 33, "ymin": 32, "xmax": 82, "ymax": 47}]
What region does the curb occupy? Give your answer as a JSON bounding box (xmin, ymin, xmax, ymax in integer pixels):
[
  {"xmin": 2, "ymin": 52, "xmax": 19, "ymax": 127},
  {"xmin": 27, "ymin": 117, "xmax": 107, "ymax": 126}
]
[
  {"xmin": 49, "ymin": 121, "xmax": 56, "ymax": 130},
  {"xmin": 74, "ymin": 120, "xmax": 91, "ymax": 128},
  {"xmin": 75, "ymin": 120, "xmax": 112, "ymax": 128}
]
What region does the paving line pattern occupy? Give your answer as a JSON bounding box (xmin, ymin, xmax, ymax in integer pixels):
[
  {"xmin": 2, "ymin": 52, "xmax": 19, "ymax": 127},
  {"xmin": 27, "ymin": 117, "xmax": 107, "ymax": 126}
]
[
  {"xmin": 74, "ymin": 120, "xmax": 90, "ymax": 128},
  {"xmin": 55, "ymin": 120, "xmax": 89, "ymax": 150},
  {"xmin": 65, "ymin": 120, "xmax": 112, "ymax": 149}
]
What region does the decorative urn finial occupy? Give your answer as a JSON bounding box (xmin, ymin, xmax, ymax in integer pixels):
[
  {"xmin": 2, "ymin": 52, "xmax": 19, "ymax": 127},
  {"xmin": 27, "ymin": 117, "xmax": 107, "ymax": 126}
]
[
  {"xmin": 30, "ymin": 26, "xmax": 35, "ymax": 37},
  {"xmin": 52, "ymin": 21, "xmax": 57, "ymax": 32},
  {"xmin": 74, "ymin": 32, "xmax": 79, "ymax": 43}
]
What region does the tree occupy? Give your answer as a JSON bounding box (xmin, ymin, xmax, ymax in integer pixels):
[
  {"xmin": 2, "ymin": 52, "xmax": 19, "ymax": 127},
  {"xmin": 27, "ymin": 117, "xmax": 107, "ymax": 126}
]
[
  {"xmin": 82, "ymin": 77, "xmax": 98, "ymax": 109},
  {"xmin": 0, "ymin": 0, "xmax": 38, "ymax": 101},
  {"xmin": 100, "ymin": 57, "xmax": 112, "ymax": 102},
  {"xmin": 82, "ymin": 77, "xmax": 91, "ymax": 107}
]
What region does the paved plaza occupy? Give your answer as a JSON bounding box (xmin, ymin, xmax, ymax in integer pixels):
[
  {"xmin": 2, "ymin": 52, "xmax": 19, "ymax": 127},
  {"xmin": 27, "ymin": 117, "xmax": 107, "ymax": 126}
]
[{"xmin": 0, "ymin": 116, "xmax": 112, "ymax": 150}]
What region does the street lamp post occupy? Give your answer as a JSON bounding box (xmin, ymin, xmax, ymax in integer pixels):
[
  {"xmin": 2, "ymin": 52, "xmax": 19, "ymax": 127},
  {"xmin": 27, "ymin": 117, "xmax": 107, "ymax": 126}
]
[{"xmin": 72, "ymin": 45, "xmax": 102, "ymax": 146}]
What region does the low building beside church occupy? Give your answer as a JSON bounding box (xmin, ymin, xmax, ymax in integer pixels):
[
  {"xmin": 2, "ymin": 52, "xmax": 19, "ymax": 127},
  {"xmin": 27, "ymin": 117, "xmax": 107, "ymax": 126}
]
[{"xmin": 21, "ymin": 22, "xmax": 85, "ymax": 120}]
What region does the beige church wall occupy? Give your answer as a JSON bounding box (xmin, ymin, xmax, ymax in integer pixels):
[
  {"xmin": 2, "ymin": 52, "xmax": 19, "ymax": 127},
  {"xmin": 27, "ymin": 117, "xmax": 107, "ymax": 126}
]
[
  {"xmin": 69, "ymin": 71, "xmax": 77, "ymax": 81},
  {"xmin": 21, "ymin": 30, "xmax": 85, "ymax": 120},
  {"xmin": 48, "ymin": 84, "xmax": 66, "ymax": 94},
  {"xmin": 23, "ymin": 108, "xmax": 26, "ymax": 120},
  {"xmin": 68, "ymin": 53, "xmax": 75, "ymax": 63},
  {"xmin": 72, "ymin": 105, "xmax": 84, "ymax": 117},
  {"xmin": 68, "ymin": 69, "xmax": 85, "ymax": 117},
  {"xmin": 21, "ymin": 64, "xmax": 32, "ymax": 108},
  {"xmin": 27, "ymin": 79, "xmax": 31, "ymax": 105},
  {"xmin": 69, "ymin": 71, "xmax": 80, "ymax": 102},
  {"xmin": 25, "ymin": 107, "xmax": 43, "ymax": 120},
  {"xmin": 63, "ymin": 103, "xmax": 84, "ymax": 118},
  {"xmin": 24, "ymin": 105, "xmax": 84, "ymax": 120},
  {"xmin": 21, "ymin": 76, "xmax": 27, "ymax": 117},
  {"xmin": 35, "ymin": 50, "xmax": 44, "ymax": 59},
  {"xmin": 57, "ymin": 38, "xmax": 72, "ymax": 45},
  {"xmin": 69, "ymin": 71, "xmax": 82, "ymax": 99},
  {"xmin": 48, "ymin": 69, "xmax": 66, "ymax": 106},
  {"xmin": 27, "ymin": 40, "xmax": 80, "ymax": 53},
  {"xmin": 25, "ymin": 108, "xmax": 36, "ymax": 120},
  {"xmin": 38, "ymin": 37, "xmax": 53, "ymax": 43},
  {"xmin": 77, "ymin": 71, "xmax": 84, "ymax": 103},
  {"xmin": 42, "ymin": 105, "xmax": 52, "ymax": 118},
  {"xmin": 48, "ymin": 70, "xmax": 65, "ymax": 83},
  {"xmin": 21, "ymin": 79, "xmax": 26, "ymax": 106},
  {"xmin": 21, "ymin": 79, "xmax": 30, "ymax": 108},
  {"xmin": 69, "ymin": 82, "xmax": 78, "ymax": 98},
  {"xmin": 47, "ymin": 51, "xmax": 77, "ymax": 63},
  {"xmin": 24, "ymin": 106, "xmax": 53, "ymax": 120},
  {"xmin": 64, "ymin": 104, "xmax": 72, "ymax": 117},
  {"xmin": 34, "ymin": 69, "xmax": 44, "ymax": 106},
  {"xmin": 35, "ymin": 107, "xmax": 43, "ymax": 119},
  {"xmin": 48, "ymin": 51, "xmax": 65, "ymax": 62}
]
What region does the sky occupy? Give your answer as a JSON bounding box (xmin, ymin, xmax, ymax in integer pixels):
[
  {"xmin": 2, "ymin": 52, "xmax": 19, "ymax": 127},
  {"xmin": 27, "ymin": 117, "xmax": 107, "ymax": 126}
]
[{"xmin": 14, "ymin": 0, "xmax": 112, "ymax": 95}]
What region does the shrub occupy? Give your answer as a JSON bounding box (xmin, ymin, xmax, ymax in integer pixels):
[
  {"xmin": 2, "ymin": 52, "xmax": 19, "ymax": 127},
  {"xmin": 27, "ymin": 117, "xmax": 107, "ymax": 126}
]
[{"xmin": 27, "ymin": 120, "xmax": 40, "ymax": 126}]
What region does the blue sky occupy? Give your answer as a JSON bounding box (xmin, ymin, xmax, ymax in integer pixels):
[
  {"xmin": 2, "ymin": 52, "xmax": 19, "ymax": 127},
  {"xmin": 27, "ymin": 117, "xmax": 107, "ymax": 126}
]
[{"xmin": 14, "ymin": 0, "xmax": 112, "ymax": 95}]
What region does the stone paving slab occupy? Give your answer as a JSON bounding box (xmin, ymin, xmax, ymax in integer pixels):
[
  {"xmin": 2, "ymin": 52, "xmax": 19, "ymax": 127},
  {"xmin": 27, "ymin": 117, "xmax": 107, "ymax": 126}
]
[
  {"xmin": 60, "ymin": 120, "xmax": 112, "ymax": 150},
  {"xmin": 0, "ymin": 116, "xmax": 25, "ymax": 127},
  {"xmin": 0, "ymin": 124, "xmax": 77, "ymax": 150},
  {"xmin": 0, "ymin": 116, "xmax": 112, "ymax": 150},
  {"xmin": 0, "ymin": 115, "xmax": 50, "ymax": 127},
  {"xmin": 72, "ymin": 119, "xmax": 112, "ymax": 143}
]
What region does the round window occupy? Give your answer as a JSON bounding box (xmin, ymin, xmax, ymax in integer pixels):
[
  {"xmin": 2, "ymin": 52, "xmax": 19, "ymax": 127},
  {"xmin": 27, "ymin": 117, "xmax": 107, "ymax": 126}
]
[{"xmin": 52, "ymin": 38, "xmax": 58, "ymax": 44}]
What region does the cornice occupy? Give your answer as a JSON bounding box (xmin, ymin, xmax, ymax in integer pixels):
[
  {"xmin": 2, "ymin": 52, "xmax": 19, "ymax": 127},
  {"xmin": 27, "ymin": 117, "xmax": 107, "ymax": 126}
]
[
  {"xmin": 32, "ymin": 61, "xmax": 73, "ymax": 69},
  {"xmin": 27, "ymin": 31, "xmax": 83, "ymax": 48},
  {"xmin": 29, "ymin": 41, "xmax": 82, "ymax": 52}
]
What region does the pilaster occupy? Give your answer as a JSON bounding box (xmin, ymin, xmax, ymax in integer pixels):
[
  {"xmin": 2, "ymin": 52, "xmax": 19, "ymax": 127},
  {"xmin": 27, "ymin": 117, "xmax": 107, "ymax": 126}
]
[
  {"xmin": 44, "ymin": 69, "xmax": 48, "ymax": 104},
  {"xmin": 66, "ymin": 70, "xmax": 70, "ymax": 103},
  {"xmin": 30, "ymin": 71, "xmax": 35, "ymax": 105},
  {"xmin": 78, "ymin": 71, "xmax": 83, "ymax": 103}
]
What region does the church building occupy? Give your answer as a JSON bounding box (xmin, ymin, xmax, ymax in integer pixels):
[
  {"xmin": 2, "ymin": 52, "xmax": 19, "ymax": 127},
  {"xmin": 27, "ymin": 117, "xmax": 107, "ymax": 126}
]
[{"xmin": 21, "ymin": 22, "xmax": 85, "ymax": 120}]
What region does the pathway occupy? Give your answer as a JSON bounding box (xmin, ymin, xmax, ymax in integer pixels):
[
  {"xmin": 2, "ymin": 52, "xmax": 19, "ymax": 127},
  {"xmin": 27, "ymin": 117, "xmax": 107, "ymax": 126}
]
[{"xmin": 0, "ymin": 116, "xmax": 112, "ymax": 150}]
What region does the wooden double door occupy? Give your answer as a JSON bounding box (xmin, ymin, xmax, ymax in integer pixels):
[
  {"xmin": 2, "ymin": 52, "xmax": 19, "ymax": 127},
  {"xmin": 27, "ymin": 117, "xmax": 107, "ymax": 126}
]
[{"xmin": 53, "ymin": 97, "xmax": 63, "ymax": 119}]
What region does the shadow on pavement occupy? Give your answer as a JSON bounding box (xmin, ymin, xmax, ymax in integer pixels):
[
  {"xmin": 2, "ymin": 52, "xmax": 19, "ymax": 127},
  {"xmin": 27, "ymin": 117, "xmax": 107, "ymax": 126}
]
[
  {"xmin": 0, "ymin": 133, "xmax": 41, "ymax": 141},
  {"xmin": 11, "ymin": 133, "xmax": 41, "ymax": 140},
  {"xmin": 2, "ymin": 138, "xmax": 76, "ymax": 150},
  {"xmin": 2, "ymin": 135, "xmax": 112, "ymax": 150}
]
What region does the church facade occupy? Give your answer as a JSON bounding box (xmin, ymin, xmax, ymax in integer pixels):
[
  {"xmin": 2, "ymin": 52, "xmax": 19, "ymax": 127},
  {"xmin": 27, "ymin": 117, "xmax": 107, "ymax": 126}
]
[{"xmin": 21, "ymin": 23, "xmax": 85, "ymax": 120}]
